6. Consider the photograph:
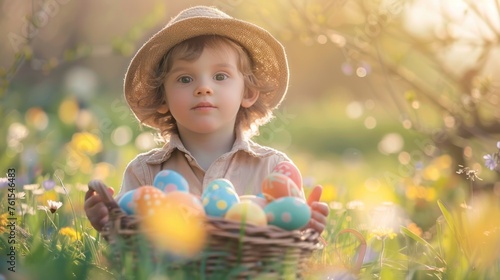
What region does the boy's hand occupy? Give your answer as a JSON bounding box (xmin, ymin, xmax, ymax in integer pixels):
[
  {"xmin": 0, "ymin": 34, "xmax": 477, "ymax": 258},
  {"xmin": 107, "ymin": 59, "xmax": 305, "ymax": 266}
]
[
  {"xmin": 84, "ymin": 187, "xmax": 114, "ymax": 231},
  {"xmin": 307, "ymin": 185, "xmax": 330, "ymax": 234}
]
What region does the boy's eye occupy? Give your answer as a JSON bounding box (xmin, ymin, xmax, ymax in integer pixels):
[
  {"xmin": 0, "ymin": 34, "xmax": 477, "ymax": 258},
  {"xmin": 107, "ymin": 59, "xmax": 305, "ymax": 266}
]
[
  {"xmin": 214, "ymin": 73, "xmax": 228, "ymax": 81},
  {"xmin": 178, "ymin": 76, "xmax": 192, "ymax": 83}
]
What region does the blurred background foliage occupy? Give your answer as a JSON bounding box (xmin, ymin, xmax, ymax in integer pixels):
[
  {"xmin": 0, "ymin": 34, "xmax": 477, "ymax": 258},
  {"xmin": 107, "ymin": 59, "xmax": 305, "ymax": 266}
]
[{"xmin": 1, "ymin": 0, "xmax": 499, "ymax": 233}]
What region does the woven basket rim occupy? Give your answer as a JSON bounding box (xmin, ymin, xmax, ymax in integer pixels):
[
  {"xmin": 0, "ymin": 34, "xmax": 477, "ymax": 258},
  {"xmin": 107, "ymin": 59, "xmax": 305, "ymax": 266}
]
[{"xmin": 88, "ymin": 179, "xmax": 323, "ymax": 252}]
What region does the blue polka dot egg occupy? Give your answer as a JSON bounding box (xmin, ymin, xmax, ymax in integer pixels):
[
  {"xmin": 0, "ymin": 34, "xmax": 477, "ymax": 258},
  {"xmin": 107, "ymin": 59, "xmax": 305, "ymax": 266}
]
[
  {"xmin": 202, "ymin": 178, "xmax": 239, "ymax": 217},
  {"xmin": 153, "ymin": 170, "xmax": 189, "ymax": 194},
  {"xmin": 264, "ymin": 197, "xmax": 311, "ymax": 231},
  {"xmin": 117, "ymin": 189, "xmax": 136, "ymax": 215},
  {"xmin": 203, "ymin": 178, "xmax": 235, "ymax": 193}
]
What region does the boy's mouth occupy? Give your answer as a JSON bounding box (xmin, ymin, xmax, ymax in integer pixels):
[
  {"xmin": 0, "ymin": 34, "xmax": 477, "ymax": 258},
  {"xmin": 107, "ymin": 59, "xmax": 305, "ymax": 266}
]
[{"xmin": 192, "ymin": 102, "xmax": 216, "ymax": 110}]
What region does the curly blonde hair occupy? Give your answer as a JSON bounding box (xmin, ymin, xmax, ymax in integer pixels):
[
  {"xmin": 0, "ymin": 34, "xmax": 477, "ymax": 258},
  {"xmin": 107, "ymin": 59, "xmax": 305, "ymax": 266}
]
[{"xmin": 135, "ymin": 35, "xmax": 277, "ymax": 139}]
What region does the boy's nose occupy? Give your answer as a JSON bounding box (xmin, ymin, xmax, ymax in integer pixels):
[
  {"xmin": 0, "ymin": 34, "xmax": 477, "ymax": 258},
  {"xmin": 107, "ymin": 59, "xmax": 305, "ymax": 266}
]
[{"xmin": 194, "ymin": 84, "xmax": 213, "ymax": 96}]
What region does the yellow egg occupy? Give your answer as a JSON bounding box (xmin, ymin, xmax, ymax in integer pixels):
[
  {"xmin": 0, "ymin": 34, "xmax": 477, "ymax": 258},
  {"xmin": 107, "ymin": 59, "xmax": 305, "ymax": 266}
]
[
  {"xmin": 224, "ymin": 200, "xmax": 267, "ymax": 226},
  {"xmin": 239, "ymin": 195, "xmax": 268, "ymax": 209}
]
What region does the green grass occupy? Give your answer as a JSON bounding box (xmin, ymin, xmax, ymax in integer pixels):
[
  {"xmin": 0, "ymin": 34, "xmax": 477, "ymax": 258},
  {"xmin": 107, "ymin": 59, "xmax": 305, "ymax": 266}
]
[{"xmin": 1, "ymin": 96, "xmax": 500, "ymax": 279}]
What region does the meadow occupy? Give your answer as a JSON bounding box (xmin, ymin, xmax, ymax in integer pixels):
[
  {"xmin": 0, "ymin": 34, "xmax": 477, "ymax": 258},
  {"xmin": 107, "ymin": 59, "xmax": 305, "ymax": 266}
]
[
  {"xmin": 1, "ymin": 0, "xmax": 500, "ymax": 279},
  {"xmin": 1, "ymin": 93, "xmax": 499, "ymax": 279}
]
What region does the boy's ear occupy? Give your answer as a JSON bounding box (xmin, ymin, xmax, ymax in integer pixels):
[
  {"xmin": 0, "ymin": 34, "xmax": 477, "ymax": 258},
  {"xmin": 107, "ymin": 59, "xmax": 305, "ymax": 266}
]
[
  {"xmin": 241, "ymin": 89, "xmax": 259, "ymax": 108},
  {"xmin": 157, "ymin": 103, "xmax": 169, "ymax": 114}
]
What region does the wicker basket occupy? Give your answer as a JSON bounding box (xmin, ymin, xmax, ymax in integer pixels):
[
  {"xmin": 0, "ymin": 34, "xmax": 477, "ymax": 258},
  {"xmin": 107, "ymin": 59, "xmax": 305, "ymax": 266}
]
[{"xmin": 88, "ymin": 180, "xmax": 324, "ymax": 279}]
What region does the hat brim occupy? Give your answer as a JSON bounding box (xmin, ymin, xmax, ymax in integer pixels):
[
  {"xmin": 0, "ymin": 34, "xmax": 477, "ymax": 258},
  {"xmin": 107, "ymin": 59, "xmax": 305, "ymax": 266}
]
[{"xmin": 124, "ymin": 15, "xmax": 289, "ymax": 129}]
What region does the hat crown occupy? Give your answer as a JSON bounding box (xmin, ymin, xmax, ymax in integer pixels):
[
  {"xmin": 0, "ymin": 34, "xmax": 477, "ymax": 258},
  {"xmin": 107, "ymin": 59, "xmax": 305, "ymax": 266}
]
[{"xmin": 169, "ymin": 6, "xmax": 232, "ymax": 26}]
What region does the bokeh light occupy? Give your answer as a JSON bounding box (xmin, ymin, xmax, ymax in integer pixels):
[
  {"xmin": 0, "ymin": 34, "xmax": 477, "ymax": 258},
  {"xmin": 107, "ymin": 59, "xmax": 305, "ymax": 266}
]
[
  {"xmin": 135, "ymin": 132, "xmax": 157, "ymax": 151},
  {"xmin": 92, "ymin": 162, "xmax": 115, "ymax": 180},
  {"xmin": 25, "ymin": 107, "xmax": 48, "ymax": 130},
  {"xmin": 7, "ymin": 122, "xmax": 29, "ymax": 150},
  {"xmin": 111, "ymin": 125, "xmax": 132, "ymax": 146},
  {"xmin": 378, "ymin": 133, "xmax": 404, "ymax": 154},
  {"xmin": 75, "ymin": 109, "xmax": 95, "ymax": 130},
  {"xmin": 345, "ymin": 101, "xmax": 363, "ymax": 119},
  {"xmin": 58, "ymin": 98, "xmax": 79, "ymax": 125},
  {"xmin": 355, "ymin": 67, "xmax": 367, "ymax": 78},
  {"xmin": 64, "ymin": 66, "xmax": 98, "ymax": 100},
  {"xmin": 364, "ymin": 116, "xmax": 377, "ymax": 129}
]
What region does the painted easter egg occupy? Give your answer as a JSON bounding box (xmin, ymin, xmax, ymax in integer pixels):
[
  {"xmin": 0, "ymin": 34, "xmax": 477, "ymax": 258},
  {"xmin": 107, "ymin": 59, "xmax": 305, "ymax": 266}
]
[
  {"xmin": 272, "ymin": 161, "xmax": 303, "ymax": 190},
  {"xmin": 163, "ymin": 191, "xmax": 205, "ymax": 220},
  {"xmin": 264, "ymin": 197, "xmax": 311, "ymax": 231},
  {"xmin": 225, "ymin": 200, "xmax": 267, "ymax": 226},
  {"xmin": 239, "ymin": 195, "xmax": 268, "ymax": 209},
  {"xmin": 261, "ymin": 173, "xmax": 302, "ymax": 201},
  {"xmin": 133, "ymin": 185, "xmax": 167, "ymax": 217},
  {"xmin": 153, "ymin": 170, "xmax": 189, "ymax": 193},
  {"xmin": 202, "ymin": 186, "xmax": 240, "ymax": 218},
  {"xmin": 203, "ymin": 178, "xmax": 235, "ymax": 197},
  {"xmin": 142, "ymin": 192, "xmax": 206, "ymax": 259},
  {"xmin": 117, "ymin": 189, "xmax": 136, "ymax": 215}
]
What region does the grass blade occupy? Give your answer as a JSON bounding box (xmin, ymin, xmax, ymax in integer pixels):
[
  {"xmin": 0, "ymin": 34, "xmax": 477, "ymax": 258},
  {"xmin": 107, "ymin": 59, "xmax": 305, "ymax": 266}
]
[{"xmin": 400, "ymin": 226, "xmax": 445, "ymax": 265}]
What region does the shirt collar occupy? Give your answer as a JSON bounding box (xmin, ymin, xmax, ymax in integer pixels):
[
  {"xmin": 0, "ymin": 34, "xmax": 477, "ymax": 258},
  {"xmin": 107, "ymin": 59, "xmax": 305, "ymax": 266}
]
[{"xmin": 145, "ymin": 127, "xmax": 256, "ymax": 165}]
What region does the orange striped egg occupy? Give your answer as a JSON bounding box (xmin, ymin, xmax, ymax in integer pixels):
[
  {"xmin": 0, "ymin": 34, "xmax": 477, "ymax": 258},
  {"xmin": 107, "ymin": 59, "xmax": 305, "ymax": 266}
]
[{"xmin": 261, "ymin": 173, "xmax": 302, "ymax": 202}]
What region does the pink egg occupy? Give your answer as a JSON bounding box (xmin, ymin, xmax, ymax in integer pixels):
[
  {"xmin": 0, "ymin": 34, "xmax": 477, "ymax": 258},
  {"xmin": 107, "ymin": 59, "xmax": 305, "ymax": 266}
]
[
  {"xmin": 261, "ymin": 173, "xmax": 302, "ymax": 202},
  {"xmin": 272, "ymin": 161, "xmax": 303, "ymax": 190}
]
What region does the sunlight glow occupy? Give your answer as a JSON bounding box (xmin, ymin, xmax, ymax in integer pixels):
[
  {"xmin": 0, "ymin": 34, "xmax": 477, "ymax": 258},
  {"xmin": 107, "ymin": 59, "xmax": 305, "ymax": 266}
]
[
  {"xmin": 403, "ymin": 0, "xmax": 500, "ymax": 75},
  {"xmin": 378, "ymin": 133, "xmax": 404, "ymax": 154},
  {"xmin": 346, "ymin": 101, "xmax": 363, "ymax": 119}
]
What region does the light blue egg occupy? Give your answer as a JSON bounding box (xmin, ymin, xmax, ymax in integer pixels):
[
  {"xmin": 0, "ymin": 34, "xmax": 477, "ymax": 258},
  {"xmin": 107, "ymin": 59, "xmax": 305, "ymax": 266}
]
[
  {"xmin": 153, "ymin": 170, "xmax": 189, "ymax": 193},
  {"xmin": 117, "ymin": 190, "xmax": 136, "ymax": 215},
  {"xmin": 202, "ymin": 178, "xmax": 235, "ymax": 198},
  {"xmin": 202, "ymin": 186, "xmax": 240, "ymax": 217},
  {"xmin": 264, "ymin": 197, "xmax": 311, "ymax": 231}
]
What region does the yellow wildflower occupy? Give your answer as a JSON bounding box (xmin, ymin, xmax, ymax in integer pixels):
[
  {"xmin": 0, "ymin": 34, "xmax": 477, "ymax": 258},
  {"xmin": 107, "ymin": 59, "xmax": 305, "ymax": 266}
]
[
  {"xmin": 369, "ymin": 227, "xmax": 397, "ymax": 240},
  {"xmin": 69, "ymin": 132, "xmax": 102, "ymax": 156},
  {"xmin": 59, "ymin": 227, "xmax": 80, "ymax": 242},
  {"xmin": 0, "ymin": 213, "xmax": 8, "ymax": 233}
]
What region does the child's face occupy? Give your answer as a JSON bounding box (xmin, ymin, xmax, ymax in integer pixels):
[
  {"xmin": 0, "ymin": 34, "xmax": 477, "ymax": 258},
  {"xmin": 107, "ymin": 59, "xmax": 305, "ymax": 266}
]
[{"xmin": 162, "ymin": 46, "xmax": 255, "ymax": 136}]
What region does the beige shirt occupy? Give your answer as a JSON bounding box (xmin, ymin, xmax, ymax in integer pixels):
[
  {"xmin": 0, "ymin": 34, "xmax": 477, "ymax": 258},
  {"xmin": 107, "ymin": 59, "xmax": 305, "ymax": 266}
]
[{"xmin": 116, "ymin": 131, "xmax": 292, "ymax": 199}]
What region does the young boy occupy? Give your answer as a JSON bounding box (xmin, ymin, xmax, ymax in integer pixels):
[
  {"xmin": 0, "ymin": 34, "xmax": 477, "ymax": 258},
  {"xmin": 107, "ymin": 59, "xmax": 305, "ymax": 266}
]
[{"xmin": 84, "ymin": 6, "xmax": 329, "ymax": 234}]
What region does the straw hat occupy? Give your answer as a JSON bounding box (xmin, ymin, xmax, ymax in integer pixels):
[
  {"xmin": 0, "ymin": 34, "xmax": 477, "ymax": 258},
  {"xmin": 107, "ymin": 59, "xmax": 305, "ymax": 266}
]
[{"xmin": 124, "ymin": 5, "xmax": 289, "ymax": 129}]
